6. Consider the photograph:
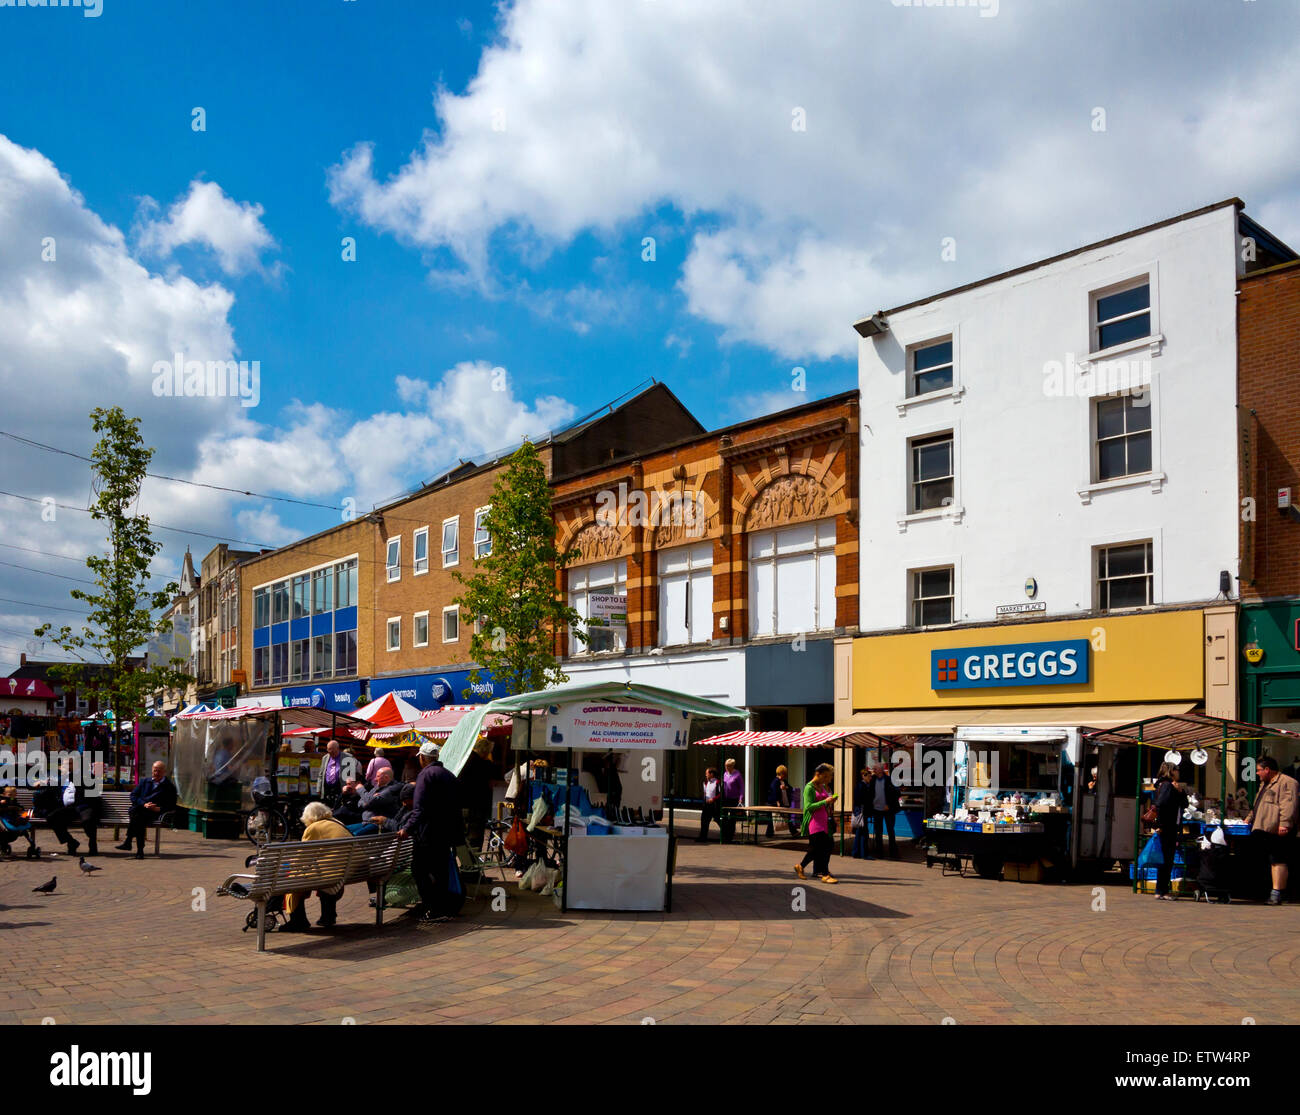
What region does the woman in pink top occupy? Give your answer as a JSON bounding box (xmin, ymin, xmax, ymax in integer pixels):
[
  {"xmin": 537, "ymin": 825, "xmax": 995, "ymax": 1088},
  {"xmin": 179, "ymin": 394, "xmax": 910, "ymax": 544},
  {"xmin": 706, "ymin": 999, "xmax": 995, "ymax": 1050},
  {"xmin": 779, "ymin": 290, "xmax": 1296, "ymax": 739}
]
[{"xmin": 795, "ymin": 764, "xmax": 839, "ymax": 883}]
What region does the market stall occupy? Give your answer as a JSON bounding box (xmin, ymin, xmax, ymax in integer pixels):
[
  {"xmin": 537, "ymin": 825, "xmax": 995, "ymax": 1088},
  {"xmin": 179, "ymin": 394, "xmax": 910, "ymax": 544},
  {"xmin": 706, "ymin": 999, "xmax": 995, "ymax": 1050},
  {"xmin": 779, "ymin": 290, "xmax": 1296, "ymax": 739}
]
[
  {"xmin": 693, "ymin": 728, "xmax": 883, "ymax": 851},
  {"xmin": 173, "ymin": 703, "xmax": 372, "ymax": 829},
  {"xmin": 924, "ymin": 724, "xmax": 1109, "ymax": 881},
  {"xmin": 441, "ymin": 681, "xmax": 745, "ymax": 912},
  {"xmin": 1084, "ymin": 713, "xmax": 1300, "ymax": 898}
]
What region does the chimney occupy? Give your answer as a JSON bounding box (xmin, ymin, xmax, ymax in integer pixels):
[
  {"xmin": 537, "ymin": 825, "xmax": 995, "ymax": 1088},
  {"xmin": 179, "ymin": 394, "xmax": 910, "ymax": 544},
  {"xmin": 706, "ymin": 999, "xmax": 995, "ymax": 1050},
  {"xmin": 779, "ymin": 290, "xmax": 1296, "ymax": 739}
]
[{"xmin": 20, "ymin": 653, "xmax": 26, "ymax": 667}]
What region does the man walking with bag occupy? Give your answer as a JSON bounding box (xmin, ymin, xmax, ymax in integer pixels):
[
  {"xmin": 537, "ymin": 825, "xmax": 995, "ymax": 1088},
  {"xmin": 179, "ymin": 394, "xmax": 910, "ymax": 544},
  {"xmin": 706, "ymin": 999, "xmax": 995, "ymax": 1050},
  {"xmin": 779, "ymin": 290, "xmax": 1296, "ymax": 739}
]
[{"xmin": 399, "ymin": 743, "xmax": 464, "ymax": 923}]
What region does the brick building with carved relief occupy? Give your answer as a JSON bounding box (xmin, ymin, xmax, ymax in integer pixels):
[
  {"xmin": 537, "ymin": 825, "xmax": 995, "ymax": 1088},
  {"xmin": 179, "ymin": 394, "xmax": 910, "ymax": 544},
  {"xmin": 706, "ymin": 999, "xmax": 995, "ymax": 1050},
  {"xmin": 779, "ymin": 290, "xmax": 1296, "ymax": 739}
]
[{"xmin": 550, "ymin": 390, "xmax": 860, "ymax": 801}]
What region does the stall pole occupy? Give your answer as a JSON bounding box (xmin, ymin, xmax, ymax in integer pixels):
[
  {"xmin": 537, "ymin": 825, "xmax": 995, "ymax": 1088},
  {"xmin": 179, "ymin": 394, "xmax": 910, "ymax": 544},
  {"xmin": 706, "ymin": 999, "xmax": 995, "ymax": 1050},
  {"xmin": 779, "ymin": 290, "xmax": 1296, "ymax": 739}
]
[
  {"xmin": 1132, "ymin": 726, "xmax": 1143, "ymax": 894},
  {"xmin": 666, "ymin": 748, "xmax": 676, "ymax": 913},
  {"xmin": 1220, "ymin": 722, "xmax": 1228, "ymax": 812},
  {"xmin": 557, "ymin": 723, "xmax": 568, "ymax": 913},
  {"xmin": 838, "ymin": 740, "xmax": 847, "ymax": 857}
]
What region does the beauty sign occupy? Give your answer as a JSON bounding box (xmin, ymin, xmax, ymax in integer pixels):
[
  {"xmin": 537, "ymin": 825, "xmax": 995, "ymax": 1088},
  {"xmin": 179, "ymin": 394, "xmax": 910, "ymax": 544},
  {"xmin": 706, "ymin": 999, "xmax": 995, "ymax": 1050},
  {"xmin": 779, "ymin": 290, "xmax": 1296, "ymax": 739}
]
[{"xmin": 544, "ymin": 702, "xmax": 690, "ymax": 751}]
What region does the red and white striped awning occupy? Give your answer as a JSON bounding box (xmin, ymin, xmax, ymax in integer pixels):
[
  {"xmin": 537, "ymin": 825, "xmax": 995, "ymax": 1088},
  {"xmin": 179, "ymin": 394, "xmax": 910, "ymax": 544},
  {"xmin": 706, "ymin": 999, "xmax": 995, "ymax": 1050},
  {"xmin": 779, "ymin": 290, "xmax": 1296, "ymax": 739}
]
[
  {"xmin": 694, "ymin": 729, "xmax": 866, "ymax": 749},
  {"xmin": 367, "ymin": 705, "xmax": 512, "ymax": 740}
]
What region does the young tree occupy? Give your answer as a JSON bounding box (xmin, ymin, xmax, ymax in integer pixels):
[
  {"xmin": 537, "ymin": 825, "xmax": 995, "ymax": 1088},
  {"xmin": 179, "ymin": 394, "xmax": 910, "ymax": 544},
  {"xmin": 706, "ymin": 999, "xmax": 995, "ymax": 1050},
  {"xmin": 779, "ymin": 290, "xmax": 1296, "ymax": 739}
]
[
  {"xmin": 453, "ymin": 440, "xmax": 585, "ymax": 696},
  {"xmin": 36, "ymin": 408, "xmax": 191, "ymax": 775}
]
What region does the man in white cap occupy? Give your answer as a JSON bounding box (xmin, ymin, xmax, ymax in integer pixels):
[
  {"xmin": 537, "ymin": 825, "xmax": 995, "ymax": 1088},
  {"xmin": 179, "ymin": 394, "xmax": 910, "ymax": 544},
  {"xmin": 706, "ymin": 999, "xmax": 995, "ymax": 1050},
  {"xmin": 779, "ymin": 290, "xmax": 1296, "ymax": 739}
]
[{"xmin": 398, "ymin": 742, "xmax": 464, "ymax": 921}]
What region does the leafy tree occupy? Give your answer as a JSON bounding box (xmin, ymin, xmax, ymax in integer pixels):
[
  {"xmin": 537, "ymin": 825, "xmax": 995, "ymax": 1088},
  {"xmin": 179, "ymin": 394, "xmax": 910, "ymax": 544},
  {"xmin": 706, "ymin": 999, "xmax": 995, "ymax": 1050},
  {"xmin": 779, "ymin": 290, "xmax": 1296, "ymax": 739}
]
[
  {"xmin": 36, "ymin": 408, "xmax": 191, "ymax": 770},
  {"xmin": 453, "ymin": 440, "xmax": 585, "ymax": 696}
]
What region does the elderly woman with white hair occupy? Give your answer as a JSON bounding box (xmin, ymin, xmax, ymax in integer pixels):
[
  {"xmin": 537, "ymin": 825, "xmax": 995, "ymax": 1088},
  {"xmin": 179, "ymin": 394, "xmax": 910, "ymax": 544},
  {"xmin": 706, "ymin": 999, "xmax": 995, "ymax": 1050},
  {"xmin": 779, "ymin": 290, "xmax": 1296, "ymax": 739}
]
[{"xmin": 281, "ymin": 799, "xmax": 352, "ymax": 932}]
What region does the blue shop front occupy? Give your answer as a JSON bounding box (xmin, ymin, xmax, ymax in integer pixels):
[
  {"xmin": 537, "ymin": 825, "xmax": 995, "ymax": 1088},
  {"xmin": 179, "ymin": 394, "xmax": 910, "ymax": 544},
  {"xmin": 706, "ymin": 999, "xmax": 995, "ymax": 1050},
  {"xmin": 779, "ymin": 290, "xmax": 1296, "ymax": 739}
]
[{"xmin": 368, "ymin": 668, "xmax": 506, "ymax": 709}]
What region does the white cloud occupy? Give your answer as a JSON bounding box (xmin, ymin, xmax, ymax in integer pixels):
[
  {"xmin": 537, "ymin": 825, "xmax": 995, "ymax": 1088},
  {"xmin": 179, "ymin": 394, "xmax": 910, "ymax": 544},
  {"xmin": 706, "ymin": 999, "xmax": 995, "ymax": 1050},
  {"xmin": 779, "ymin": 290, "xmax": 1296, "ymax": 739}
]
[
  {"xmin": 339, "ymin": 361, "xmax": 578, "ymax": 506},
  {"xmin": 136, "ymin": 178, "xmax": 279, "ymax": 277},
  {"xmin": 0, "ymin": 134, "xmax": 582, "ymax": 675},
  {"xmin": 329, "ymin": 0, "xmax": 1300, "ymax": 359}
]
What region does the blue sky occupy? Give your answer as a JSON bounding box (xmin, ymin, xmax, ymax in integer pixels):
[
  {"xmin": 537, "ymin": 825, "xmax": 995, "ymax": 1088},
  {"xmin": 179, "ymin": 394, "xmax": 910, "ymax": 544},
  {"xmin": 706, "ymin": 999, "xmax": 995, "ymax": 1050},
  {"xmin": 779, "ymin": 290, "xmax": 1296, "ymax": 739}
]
[{"xmin": 2, "ymin": 0, "xmax": 1299, "ymax": 672}]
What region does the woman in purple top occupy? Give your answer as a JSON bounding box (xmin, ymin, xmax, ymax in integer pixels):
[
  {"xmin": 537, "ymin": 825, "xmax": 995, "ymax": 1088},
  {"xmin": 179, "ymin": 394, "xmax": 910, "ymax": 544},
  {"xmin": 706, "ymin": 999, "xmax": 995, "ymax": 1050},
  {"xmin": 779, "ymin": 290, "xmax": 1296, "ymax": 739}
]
[{"xmin": 719, "ymin": 758, "xmax": 744, "ymax": 844}]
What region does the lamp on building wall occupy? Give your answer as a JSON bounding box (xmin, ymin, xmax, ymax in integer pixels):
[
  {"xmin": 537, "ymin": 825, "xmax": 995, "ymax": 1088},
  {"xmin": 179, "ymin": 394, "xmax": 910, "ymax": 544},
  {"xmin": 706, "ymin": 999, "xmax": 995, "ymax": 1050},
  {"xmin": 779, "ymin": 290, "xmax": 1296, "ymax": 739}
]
[
  {"xmin": 1218, "ymin": 570, "xmax": 1232, "ymax": 598},
  {"xmin": 852, "ymin": 312, "xmax": 889, "ymax": 338}
]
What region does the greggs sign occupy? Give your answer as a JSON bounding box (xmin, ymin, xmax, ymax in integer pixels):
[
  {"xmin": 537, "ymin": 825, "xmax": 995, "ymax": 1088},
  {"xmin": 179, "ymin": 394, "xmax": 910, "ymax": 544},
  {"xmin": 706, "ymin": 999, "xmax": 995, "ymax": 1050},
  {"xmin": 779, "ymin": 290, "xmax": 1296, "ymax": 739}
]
[{"xmin": 931, "ymin": 639, "xmax": 1090, "ymax": 690}]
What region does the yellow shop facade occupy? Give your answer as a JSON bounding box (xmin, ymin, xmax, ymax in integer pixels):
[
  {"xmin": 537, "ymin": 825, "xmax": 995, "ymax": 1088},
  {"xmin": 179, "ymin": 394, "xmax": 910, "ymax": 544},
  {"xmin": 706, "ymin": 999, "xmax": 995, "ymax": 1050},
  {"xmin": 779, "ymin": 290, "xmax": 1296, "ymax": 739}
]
[{"xmin": 826, "ymin": 606, "xmax": 1237, "ymax": 861}]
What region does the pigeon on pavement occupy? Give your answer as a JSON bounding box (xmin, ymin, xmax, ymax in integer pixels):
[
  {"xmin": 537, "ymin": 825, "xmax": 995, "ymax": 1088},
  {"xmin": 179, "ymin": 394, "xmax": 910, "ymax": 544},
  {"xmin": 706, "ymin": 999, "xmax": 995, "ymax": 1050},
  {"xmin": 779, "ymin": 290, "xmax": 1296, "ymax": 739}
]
[
  {"xmin": 32, "ymin": 876, "xmax": 57, "ymax": 893},
  {"xmin": 79, "ymin": 857, "xmax": 101, "ymax": 874}
]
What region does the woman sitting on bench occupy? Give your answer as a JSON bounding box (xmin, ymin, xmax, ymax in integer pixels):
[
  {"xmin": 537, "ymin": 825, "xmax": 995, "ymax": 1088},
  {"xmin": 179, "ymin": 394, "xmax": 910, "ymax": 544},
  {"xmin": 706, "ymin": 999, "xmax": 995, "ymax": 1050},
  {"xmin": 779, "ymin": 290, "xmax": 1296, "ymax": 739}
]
[
  {"xmin": 281, "ymin": 800, "xmax": 353, "ymax": 933},
  {"xmin": 0, "ymin": 786, "xmax": 38, "ymax": 858}
]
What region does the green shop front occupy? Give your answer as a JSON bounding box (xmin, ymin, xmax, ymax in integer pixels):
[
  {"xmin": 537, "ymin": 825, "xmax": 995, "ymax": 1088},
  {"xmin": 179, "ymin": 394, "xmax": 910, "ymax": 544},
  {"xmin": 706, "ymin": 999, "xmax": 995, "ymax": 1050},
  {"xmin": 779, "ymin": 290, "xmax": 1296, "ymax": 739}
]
[{"xmin": 1241, "ymin": 601, "xmax": 1300, "ymax": 768}]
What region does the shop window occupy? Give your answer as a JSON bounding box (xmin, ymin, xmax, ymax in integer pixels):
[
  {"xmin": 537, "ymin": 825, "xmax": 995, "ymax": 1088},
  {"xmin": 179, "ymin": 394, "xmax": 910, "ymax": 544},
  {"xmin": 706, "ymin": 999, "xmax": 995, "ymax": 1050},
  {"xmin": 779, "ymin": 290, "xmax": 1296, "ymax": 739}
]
[
  {"xmin": 474, "ymin": 507, "xmax": 492, "ymax": 559},
  {"xmin": 386, "ymin": 537, "xmax": 401, "ymax": 583},
  {"xmin": 290, "ymin": 637, "xmax": 309, "ymax": 682},
  {"xmin": 312, "ymin": 567, "xmax": 333, "ymax": 614},
  {"xmin": 413, "ymin": 527, "xmax": 429, "ymax": 576},
  {"xmin": 1094, "ymin": 393, "xmax": 1152, "ymax": 481},
  {"xmin": 334, "ymin": 630, "xmax": 357, "ymax": 676},
  {"xmin": 414, "ymin": 611, "xmax": 430, "ymax": 648},
  {"xmin": 1092, "ymin": 278, "xmax": 1150, "ymax": 352},
  {"xmin": 910, "ymin": 432, "xmax": 954, "ymax": 513},
  {"xmin": 335, "ymin": 559, "xmax": 358, "ymax": 609},
  {"xmin": 658, "ymin": 542, "xmax": 713, "ymax": 646},
  {"xmin": 568, "ymin": 559, "xmax": 628, "ymax": 655},
  {"xmin": 910, "ymin": 566, "xmax": 954, "ymax": 627},
  {"xmin": 442, "ymin": 606, "xmax": 459, "ymax": 643},
  {"xmin": 271, "ymin": 580, "xmax": 289, "ymax": 624},
  {"xmin": 748, "ymin": 519, "xmax": 836, "ymax": 638},
  {"xmin": 1096, "ymin": 540, "xmax": 1153, "ymax": 610},
  {"xmin": 271, "ymin": 642, "xmax": 288, "ymax": 685},
  {"xmin": 909, "ymin": 337, "xmax": 954, "ymax": 397},
  {"xmin": 386, "ymin": 617, "xmax": 401, "ymax": 652},
  {"xmin": 442, "ymin": 517, "xmax": 460, "ymax": 567}
]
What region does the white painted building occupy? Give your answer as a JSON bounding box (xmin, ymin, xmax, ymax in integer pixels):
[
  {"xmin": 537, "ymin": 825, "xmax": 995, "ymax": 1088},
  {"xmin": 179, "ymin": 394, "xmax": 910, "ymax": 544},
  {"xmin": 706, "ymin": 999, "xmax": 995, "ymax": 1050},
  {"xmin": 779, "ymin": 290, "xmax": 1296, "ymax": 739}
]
[{"xmin": 855, "ymin": 200, "xmax": 1274, "ymax": 634}]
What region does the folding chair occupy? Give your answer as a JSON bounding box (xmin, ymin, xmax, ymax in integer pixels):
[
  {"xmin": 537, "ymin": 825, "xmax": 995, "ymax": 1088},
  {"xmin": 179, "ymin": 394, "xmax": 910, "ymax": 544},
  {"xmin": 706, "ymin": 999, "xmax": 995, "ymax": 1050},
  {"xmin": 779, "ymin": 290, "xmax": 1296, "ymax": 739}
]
[{"xmin": 455, "ymin": 843, "xmax": 508, "ymax": 901}]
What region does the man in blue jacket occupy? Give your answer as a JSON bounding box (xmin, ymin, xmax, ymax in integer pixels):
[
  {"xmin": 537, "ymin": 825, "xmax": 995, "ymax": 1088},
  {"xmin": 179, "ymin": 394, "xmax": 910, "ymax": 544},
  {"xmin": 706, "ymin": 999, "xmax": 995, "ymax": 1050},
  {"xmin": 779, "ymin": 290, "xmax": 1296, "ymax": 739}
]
[
  {"xmin": 118, "ymin": 760, "xmax": 177, "ymax": 859},
  {"xmin": 398, "ymin": 743, "xmax": 464, "ymax": 922}
]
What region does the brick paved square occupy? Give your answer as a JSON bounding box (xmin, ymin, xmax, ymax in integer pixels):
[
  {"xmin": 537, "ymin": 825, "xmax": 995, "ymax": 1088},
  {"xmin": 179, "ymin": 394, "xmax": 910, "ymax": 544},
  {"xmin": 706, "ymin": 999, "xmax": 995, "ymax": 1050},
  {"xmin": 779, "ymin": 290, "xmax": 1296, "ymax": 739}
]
[{"xmin": 2, "ymin": 830, "xmax": 1295, "ymax": 1025}]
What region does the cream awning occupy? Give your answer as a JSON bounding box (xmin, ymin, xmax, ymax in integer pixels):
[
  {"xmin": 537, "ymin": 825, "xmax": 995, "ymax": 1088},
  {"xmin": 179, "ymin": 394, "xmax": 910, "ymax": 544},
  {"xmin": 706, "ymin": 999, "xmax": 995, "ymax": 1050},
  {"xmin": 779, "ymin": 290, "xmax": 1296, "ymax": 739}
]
[{"xmin": 835, "ymin": 702, "xmax": 1198, "ymax": 735}]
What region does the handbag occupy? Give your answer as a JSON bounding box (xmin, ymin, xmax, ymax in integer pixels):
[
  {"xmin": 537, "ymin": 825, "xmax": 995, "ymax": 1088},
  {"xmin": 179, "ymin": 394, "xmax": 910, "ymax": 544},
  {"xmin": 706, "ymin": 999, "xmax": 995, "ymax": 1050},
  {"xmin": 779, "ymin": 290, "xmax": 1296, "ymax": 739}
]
[
  {"xmin": 851, "ymin": 808, "xmax": 864, "ymax": 831},
  {"xmin": 1141, "ymin": 804, "xmax": 1158, "ymax": 825}
]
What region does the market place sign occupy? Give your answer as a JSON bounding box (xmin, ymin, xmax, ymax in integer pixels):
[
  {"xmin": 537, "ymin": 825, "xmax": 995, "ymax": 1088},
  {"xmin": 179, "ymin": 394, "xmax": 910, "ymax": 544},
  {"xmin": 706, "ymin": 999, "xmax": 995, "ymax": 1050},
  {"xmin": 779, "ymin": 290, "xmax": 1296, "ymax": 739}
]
[{"xmin": 931, "ymin": 638, "xmax": 1089, "ymax": 690}]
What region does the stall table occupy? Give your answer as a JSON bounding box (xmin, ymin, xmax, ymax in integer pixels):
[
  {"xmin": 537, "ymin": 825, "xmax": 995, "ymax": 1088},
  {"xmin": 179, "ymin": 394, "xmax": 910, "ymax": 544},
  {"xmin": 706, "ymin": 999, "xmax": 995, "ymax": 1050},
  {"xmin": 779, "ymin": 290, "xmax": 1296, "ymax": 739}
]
[
  {"xmin": 720, "ymin": 805, "xmax": 802, "ymax": 844},
  {"xmin": 925, "ymin": 821, "xmax": 1055, "ymax": 879}
]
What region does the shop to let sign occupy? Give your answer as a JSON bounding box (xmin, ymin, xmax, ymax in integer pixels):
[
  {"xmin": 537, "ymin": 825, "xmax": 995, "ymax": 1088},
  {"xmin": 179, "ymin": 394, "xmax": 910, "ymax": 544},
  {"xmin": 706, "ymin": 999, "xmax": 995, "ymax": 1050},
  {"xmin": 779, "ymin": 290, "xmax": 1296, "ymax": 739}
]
[
  {"xmin": 931, "ymin": 638, "xmax": 1089, "ymax": 689},
  {"xmin": 588, "ymin": 594, "xmax": 627, "ymax": 626},
  {"xmin": 545, "ymin": 702, "xmax": 689, "ymax": 750}
]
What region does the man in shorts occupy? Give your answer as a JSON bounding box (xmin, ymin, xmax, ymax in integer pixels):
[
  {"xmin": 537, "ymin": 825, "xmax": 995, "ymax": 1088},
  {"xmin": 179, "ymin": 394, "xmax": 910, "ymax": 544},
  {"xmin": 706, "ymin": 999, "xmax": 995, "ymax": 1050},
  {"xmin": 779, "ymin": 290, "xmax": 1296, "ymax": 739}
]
[{"xmin": 1246, "ymin": 755, "xmax": 1299, "ymax": 905}]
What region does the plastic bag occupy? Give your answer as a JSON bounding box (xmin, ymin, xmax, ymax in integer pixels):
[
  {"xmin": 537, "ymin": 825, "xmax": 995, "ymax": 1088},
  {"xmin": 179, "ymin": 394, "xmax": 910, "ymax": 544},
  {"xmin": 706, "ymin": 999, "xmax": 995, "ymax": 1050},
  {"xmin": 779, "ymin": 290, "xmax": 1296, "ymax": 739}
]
[
  {"xmin": 1137, "ymin": 832, "xmax": 1163, "ymax": 869},
  {"xmin": 504, "ymin": 816, "xmax": 529, "ymax": 856},
  {"xmin": 519, "ymin": 861, "xmax": 541, "ymax": 890},
  {"xmin": 383, "ymin": 869, "xmax": 421, "ymax": 908}
]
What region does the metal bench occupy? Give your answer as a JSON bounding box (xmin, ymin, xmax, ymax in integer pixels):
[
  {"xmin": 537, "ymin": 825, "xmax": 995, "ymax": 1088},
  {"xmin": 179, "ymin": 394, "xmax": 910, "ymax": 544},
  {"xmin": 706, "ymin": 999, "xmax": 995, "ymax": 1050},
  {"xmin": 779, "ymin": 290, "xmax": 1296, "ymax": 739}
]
[
  {"xmin": 216, "ymin": 833, "xmax": 412, "ymax": 951},
  {"xmin": 13, "ymin": 789, "xmax": 174, "ymax": 856}
]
